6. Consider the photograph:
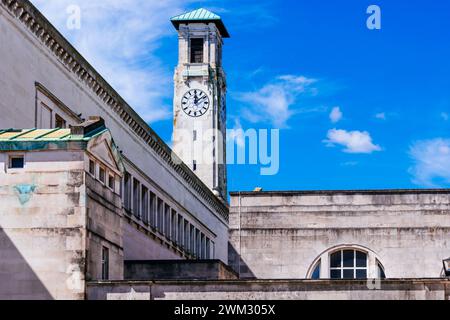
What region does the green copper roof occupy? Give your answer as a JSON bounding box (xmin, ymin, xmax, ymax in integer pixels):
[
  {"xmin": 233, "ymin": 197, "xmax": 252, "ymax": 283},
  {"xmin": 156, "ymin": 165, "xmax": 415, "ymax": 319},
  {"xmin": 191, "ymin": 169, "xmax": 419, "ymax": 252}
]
[
  {"xmin": 0, "ymin": 127, "xmax": 106, "ymax": 142},
  {"xmin": 171, "ymin": 8, "xmax": 230, "ymax": 38},
  {"xmin": 0, "ymin": 125, "xmax": 109, "ymax": 152},
  {"xmin": 171, "ymin": 8, "xmax": 221, "ymax": 21}
]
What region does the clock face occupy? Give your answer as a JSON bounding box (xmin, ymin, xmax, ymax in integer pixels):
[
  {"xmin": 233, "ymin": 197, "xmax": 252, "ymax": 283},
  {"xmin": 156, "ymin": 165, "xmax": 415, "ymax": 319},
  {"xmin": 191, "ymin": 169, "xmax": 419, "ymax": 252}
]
[{"xmin": 181, "ymin": 89, "xmax": 210, "ymax": 117}]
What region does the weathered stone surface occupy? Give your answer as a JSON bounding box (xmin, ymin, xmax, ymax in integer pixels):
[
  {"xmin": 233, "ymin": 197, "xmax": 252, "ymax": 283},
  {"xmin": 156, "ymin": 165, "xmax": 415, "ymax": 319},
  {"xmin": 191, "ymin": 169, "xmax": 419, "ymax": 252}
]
[
  {"xmin": 229, "ymin": 191, "xmax": 450, "ymax": 279},
  {"xmin": 86, "ymin": 279, "xmax": 450, "ymax": 300}
]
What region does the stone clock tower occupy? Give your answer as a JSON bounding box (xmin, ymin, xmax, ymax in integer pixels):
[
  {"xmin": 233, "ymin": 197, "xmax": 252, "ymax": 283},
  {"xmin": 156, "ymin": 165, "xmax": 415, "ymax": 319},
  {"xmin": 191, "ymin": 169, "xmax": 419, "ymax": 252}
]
[{"xmin": 171, "ymin": 9, "xmax": 229, "ymax": 201}]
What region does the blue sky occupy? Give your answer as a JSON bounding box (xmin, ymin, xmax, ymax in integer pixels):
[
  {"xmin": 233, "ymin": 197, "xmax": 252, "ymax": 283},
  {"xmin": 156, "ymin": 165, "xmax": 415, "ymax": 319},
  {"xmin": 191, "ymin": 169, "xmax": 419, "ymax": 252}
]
[{"xmin": 32, "ymin": 0, "xmax": 450, "ymax": 192}]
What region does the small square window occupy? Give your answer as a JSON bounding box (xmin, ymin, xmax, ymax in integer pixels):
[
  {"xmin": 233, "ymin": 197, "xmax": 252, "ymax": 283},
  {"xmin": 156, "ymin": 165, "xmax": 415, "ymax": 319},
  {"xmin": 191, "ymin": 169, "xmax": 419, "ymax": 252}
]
[
  {"xmin": 99, "ymin": 167, "xmax": 106, "ymax": 184},
  {"xmin": 9, "ymin": 156, "xmax": 24, "ymax": 169},
  {"xmin": 108, "ymin": 174, "xmax": 115, "ymax": 190}
]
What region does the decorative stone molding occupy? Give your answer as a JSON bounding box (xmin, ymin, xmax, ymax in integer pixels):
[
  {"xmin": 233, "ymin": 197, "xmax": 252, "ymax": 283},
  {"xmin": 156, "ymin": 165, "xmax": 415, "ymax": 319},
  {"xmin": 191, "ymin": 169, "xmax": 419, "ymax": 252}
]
[{"xmin": 1, "ymin": 0, "xmax": 229, "ymax": 222}]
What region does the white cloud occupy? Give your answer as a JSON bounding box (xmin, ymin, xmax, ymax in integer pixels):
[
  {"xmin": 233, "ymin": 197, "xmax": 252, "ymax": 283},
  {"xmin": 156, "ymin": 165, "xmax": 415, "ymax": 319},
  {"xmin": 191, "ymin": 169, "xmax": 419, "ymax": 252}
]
[
  {"xmin": 324, "ymin": 129, "xmax": 382, "ymax": 154},
  {"xmin": 30, "ymin": 0, "xmax": 194, "ymax": 123},
  {"xmin": 409, "ymin": 138, "xmax": 450, "ymax": 187},
  {"xmin": 375, "ymin": 112, "xmax": 386, "ymax": 120},
  {"xmin": 236, "ymin": 74, "xmax": 318, "ymax": 127},
  {"xmin": 329, "ymin": 106, "xmax": 343, "ymax": 123},
  {"xmin": 228, "ymin": 118, "xmax": 245, "ymax": 148}
]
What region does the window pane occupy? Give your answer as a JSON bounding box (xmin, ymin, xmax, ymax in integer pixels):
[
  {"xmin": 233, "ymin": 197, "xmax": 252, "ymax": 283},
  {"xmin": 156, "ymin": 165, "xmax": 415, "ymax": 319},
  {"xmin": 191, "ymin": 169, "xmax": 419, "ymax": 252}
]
[
  {"xmin": 330, "ymin": 269, "xmax": 341, "ymax": 279},
  {"xmin": 343, "ymin": 269, "xmax": 354, "ymax": 279},
  {"xmin": 311, "ymin": 262, "xmax": 321, "ymax": 279},
  {"xmin": 10, "ymin": 157, "xmax": 24, "ymax": 169},
  {"xmin": 89, "ymin": 160, "xmax": 95, "ymax": 175},
  {"xmin": 190, "ymin": 38, "xmax": 204, "ymax": 63},
  {"xmin": 378, "ymin": 264, "xmax": 386, "ymax": 279},
  {"xmin": 330, "ymin": 252, "xmax": 341, "ymax": 268},
  {"xmin": 356, "ymin": 269, "xmax": 367, "ymax": 279},
  {"xmin": 356, "ymin": 251, "xmax": 367, "ymax": 267},
  {"xmin": 343, "ymin": 250, "xmax": 354, "ymax": 267}
]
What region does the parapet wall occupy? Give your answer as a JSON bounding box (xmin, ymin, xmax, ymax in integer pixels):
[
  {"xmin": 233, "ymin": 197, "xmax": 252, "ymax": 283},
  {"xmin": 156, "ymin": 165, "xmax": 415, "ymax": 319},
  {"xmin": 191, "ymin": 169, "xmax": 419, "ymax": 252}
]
[{"xmin": 87, "ymin": 279, "xmax": 450, "ymax": 300}]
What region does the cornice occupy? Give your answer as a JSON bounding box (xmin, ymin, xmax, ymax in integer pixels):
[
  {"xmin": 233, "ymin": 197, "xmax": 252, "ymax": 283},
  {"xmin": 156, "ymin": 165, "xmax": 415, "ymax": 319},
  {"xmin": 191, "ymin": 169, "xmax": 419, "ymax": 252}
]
[{"xmin": 1, "ymin": 0, "xmax": 229, "ymax": 222}]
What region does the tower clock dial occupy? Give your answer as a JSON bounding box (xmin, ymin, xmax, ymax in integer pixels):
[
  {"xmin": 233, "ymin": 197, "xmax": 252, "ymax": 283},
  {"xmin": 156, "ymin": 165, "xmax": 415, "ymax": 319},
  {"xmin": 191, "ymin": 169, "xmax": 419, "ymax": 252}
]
[{"xmin": 181, "ymin": 89, "xmax": 210, "ymax": 117}]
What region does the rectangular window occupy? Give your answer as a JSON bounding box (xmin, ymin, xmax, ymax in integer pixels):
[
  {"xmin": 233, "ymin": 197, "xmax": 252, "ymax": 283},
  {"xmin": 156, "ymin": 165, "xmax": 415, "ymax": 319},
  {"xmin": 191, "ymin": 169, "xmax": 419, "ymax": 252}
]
[
  {"xmin": 177, "ymin": 215, "xmax": 184, "ymax": 246},
  {"xmin": 141, "ymin": 185, "xmax": 149, "ymax": 224},
  {"xmin": 149, "ymin": 192, "xmax": 156, "ymax": 228},
  {"xmin": 206, "ymin": 238, "xmax": 211, "ymax": 259},
  {"xmin": 101, "ymin": 246, "xmax": 109, "ymax": 280},
  {"xmin": 89, "ymin": 159, "xmax": 95, "ymax": 176},
  {"xmin": 108, "ymin": 174, "xmax": 115, "ymax": 190},
  {"xmin": 55, "ymin": 114, "xmax": 66, "ymax": 128},
  {"xmin": 190, "ymin": 225, "xmax": 195, "ymax": 256},
  {"xmin": 171, "ymin": 210, "xmax": 177, "ymax": 242},
  {"xmin": 196, "ymin": 229, "xmax": 201, "ymax": 259},
  {"xmin": 9, "ymin": 156, "xmax": 24, "ymax": 169},
  {"xmin": 132, "ymin": 178, "xmax": 141, "ymax": 218},
  {"xmin": 184, "ymin": 221, "xmax": 190, "ymax": 252},
  {"xmin": 123, "ymin": 172, "xmax": 132, "ymax": 211},
  {"xmin": 201, "ymin": 233, "xmax": 206, "ymax": 259},
  {"xmin": 190, "ymin": 38, "xmax": 204, "ymax": 63},
  {"xmin": 99, "ymin": 167, "xmax": 106, "ymax": 184},
  {"xmin": 157, "ymin": 198, "xmax": 164, "ymax": 232},
  {"xmin": 164, "ymin": 204, "xmax": 171, "ymax": 237}
]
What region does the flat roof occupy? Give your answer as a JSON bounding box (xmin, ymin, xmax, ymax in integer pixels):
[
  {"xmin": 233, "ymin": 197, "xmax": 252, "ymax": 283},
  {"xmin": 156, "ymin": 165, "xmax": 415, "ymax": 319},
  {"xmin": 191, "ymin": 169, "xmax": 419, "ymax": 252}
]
[{"xmin": 229, "ymin": 189, "xmax": 450, "ymax": 196}]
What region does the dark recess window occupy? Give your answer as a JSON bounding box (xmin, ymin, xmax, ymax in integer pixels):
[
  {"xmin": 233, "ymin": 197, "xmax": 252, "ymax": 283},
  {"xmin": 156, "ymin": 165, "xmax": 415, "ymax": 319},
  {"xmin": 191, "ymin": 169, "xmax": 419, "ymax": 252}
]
[
  {"xmin": 89, "ymin": 159, "xmax": 95, "ymax": 176},
  {"xmin": 190, "ymin": 38, "xmax": 204, "ymax": 63},
  {"xmin": 55, "ymin": 114, "xmax": 66, "ymax": 128},
  {"xmin": 108, "ymin": 174, "xmax": 115, "ymax": 190},
  {"xmin": 101, "ymin": 246, "xmax": 109, "ymax": 280},
  {"xmin": 123, "ymin": 172, "xmax": 132, "ymax": 211},
  {"xmin": 10, "ymin": 156, "xmax": 24, "ymax": 169}
]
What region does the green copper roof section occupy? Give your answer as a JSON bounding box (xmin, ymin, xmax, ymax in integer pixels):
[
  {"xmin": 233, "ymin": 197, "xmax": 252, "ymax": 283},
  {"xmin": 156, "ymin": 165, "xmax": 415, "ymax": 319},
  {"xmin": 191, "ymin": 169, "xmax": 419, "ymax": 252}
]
[
  {"xmin": 0, "ymin": 128, "xmax": 107, "ymax": 142},
  {"xmin": 171, "ymin": 8, "xmax": 230, "ymax": 38},
  {"xmin": 171, "ymin": 8, "xmax": 221, "ymax": 21},
  {"xmin": 0, "ymin": 127, "xmax": 110, "ymax": 152}
]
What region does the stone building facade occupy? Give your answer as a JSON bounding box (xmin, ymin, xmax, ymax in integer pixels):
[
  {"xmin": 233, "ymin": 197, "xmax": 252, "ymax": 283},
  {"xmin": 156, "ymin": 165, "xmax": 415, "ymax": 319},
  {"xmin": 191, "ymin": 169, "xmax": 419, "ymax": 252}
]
[
  {"xmin": 0, "ymin": 0, "xmax": 228, "ymax": 268},
  {"xmin": 229, "ymin": 190, "xmax": 450, "ymax": 280},
  {"xmin": 1, "ymin": 0, "xmax": 450, "ymax": 301},
  {"xmin": 0, "ymin": 119, "xmax": 124, "ymax": 299}
]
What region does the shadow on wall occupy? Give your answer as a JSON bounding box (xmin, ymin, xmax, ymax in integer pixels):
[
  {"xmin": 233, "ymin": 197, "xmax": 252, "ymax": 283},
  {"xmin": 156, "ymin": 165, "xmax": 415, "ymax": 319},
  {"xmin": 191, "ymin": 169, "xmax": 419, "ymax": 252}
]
[
  {"xmin": 0, "ymin": 226, "xmax": 53, "ymax": 300},
  {"xmin": 228, "ymin": 242, "xmax": 256, "ymax": 279}
]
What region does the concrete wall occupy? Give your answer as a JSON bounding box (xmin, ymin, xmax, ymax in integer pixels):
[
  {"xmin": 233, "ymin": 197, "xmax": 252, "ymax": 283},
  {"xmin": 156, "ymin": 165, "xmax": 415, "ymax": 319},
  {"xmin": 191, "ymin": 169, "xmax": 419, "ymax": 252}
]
[
  {"xmin": 229, "ymin": 191, "xmax": 450, "ymax": 279},
  {"xmin": 0, "ymin": 0, "xmax": 228, "ymax": 263},
  {"xmin": 0, "ymin": 151, "xmax": 87, "ymax": 300},
  {"xmin": 86, "ymin": 279, "xmax": 450, "ymax": 300}
]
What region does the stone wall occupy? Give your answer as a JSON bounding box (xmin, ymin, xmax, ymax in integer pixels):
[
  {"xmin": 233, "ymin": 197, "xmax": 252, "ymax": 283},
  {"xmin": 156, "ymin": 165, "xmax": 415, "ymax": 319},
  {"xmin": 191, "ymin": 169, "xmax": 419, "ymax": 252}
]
[
  {"xmin": 0, "ymin": 151, "xmax": 87, "ymax": 300},
  {"xmin": 85, "ymin": 173, "xmax": 124, "ymax": 281},
  {"xmin": 86, "ymin": 279, "xmax": 450, "ymax": 300},
  {"xmin": 229, "ymin": 190, "xmax": 450, "ymax": 279}
]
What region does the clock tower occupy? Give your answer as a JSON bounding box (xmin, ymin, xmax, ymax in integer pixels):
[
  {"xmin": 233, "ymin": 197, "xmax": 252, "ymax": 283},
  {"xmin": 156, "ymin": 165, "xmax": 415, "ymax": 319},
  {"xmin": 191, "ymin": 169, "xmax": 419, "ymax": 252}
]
[{"xmin": 171, "ymin": 9, "xmax": 229, "ymax": 201}]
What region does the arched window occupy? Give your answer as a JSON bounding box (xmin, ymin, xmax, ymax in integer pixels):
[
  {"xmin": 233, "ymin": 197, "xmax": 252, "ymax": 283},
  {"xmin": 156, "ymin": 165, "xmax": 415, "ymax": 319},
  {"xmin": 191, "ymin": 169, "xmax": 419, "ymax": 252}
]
[
  {"xmin": 307, "ymin": 245, "xmax": 386, "ymax": 279},
  {"xmin": 330, "ymin": 249, "xmax": 367, "ymax": 279},
  {"xmin": 311, "ymin": 260, "xmax": 321, "ymax": 279},
  {"xmin": 377, "ymin": 260, "xmax": 386, "ymax": 279}
]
